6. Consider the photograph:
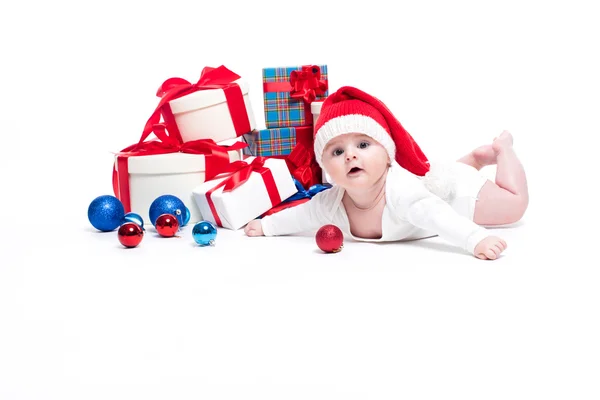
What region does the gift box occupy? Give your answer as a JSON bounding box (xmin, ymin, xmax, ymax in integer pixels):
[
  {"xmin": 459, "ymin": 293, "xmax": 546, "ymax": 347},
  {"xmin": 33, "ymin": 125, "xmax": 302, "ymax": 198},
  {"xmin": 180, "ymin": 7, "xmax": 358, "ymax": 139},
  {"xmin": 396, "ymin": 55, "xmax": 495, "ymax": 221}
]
[
  {"xmin": 311, "ymin": 100, "xmax": 324, "ymax": 127},
  {"xmin": 310, "ymin": 100, "xmax": 334, "ymax": 185},
  {"xmin": 242, "ymin": 126, "xmax": 314, "ymax": 157},
  {"xmin": 262, "ymin": 64, "xmax": 328, "ymax": 129},
  {"xmin": 192, "ymin": 157, "xmax": 298, "ymax": 230},
  {"xmin": 140, "ymin": 65, "xmax": 257, "ymax": 146},
  {"xmin": 113, "ymin": 137, "xmax": 246, "ymax": 225},
  {"xmin": 260, "ymin": 179, "xmax": 332, "ymax": 218}
]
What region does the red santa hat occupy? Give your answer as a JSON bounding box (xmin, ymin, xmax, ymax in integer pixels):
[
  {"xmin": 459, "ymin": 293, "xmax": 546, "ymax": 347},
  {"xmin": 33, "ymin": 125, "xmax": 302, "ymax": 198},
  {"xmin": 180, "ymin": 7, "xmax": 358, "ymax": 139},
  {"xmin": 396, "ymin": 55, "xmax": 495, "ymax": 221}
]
[{"xmin": 313, "ymin": 86, "xmax": 430, "ymax": 176}]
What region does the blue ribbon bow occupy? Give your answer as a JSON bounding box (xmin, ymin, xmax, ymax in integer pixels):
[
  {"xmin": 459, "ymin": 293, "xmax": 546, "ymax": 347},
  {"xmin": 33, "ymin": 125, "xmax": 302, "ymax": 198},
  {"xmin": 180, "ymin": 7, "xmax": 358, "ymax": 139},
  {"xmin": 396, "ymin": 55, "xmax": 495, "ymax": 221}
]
[{"xmin": 283, "ymin": 179, "xmax": 332, "ymax": 204}]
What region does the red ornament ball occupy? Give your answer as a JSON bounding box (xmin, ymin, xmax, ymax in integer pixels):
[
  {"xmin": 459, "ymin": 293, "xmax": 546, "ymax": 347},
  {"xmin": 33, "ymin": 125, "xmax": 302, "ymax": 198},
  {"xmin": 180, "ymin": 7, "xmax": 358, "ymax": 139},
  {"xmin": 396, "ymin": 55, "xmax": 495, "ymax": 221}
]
[
  {"xmin": 155, "ymin": 213, "xmax": 180, "ymax": 237},
  {"xmin": 118, "ymin": 222, "xmax": 144, "ymax": 248},
  {"xmin": 315, "ymin": 224, "xmax": 344, "ymax": 253}
]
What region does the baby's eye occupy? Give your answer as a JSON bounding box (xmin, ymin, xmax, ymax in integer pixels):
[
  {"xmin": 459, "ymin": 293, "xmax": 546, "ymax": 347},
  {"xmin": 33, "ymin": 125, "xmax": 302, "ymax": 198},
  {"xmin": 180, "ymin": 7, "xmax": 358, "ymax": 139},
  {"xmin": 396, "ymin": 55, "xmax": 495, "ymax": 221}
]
[
  {"xmin": 359, "ymin": 141, "xmax": 370, "ymax": 149},
  {"xmin": 332, "ymin": 148, "xmax": 344, "ymax": 156}
]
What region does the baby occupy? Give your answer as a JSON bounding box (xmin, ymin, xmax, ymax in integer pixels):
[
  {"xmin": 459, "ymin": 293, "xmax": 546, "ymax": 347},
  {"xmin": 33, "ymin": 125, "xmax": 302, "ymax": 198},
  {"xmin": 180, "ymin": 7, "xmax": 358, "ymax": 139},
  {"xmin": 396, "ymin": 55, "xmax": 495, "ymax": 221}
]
[{"xmin": 245, "ymin": 86, "xmax": 529, "ymax": 260}]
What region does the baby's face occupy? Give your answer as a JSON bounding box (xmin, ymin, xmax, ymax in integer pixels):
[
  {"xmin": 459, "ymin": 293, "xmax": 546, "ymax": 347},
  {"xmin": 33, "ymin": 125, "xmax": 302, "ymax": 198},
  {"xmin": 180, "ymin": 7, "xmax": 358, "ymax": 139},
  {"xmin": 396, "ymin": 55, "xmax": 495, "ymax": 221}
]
[{"xmin": 322, "ymin": 133, "xmax": 390, "ymax": 191}]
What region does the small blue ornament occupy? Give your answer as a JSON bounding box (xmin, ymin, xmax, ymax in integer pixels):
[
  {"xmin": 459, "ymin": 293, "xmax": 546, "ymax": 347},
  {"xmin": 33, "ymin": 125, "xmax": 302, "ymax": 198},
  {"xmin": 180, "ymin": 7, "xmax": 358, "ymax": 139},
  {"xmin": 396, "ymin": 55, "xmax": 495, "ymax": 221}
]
[
  {"xmin": 192, "ymin": 221, "xmax": 217, "ymax": 246},
  {"xmin": 122, "ymin": 212, "xmax": 145, "ymax": 230},
  {"xmin": 88, "ymin": 195, "xmax": 125, "ymax": 232},
  {"xmin": 183, "ymin": 206, "xmax": 191, "ymax": 226},
  {"xmin": 149, "ymin": 195, "xmax": 186, "ymax": 226}
]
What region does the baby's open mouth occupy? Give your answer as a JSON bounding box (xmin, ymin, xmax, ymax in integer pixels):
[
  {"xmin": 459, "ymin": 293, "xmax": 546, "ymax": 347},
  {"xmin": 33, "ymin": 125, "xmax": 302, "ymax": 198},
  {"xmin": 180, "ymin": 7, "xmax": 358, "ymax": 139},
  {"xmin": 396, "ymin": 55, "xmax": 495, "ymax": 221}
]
[{"xmin": 348, "ymin": 167, "xmax": 363, "ymax": 174}]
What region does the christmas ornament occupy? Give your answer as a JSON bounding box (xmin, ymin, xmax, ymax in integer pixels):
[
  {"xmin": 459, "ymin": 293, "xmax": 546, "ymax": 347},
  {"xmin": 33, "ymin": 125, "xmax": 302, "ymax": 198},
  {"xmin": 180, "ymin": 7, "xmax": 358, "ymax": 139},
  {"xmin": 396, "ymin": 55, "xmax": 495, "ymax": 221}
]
[
  {"xmin": 155, "ymin": 213, "xmax": 180, "ymax": 237},
  {"xmin": 149, "ymin": 195, "xmax": 186, "ymax": 226},
  {"xmin": 183, "ymin": 206, "xmax": 191, "ymax": 226},
  {"xmin": 88, "ymin": 195, "xmax": 125, "ymax": 232},
  {"xmin": 117, "ymin": 222, "xmax": 144, "ymax": 248},
  {"xmin": 315, "ymin": 224, "xmax": 344, "ymax": 253},
  {"xmin": 122, "ymin": 212, "xmax": 145, "ymax": 230},
  {"xmin": 192, "ymin": 221, "xmax": 217, "ymax": 246}
]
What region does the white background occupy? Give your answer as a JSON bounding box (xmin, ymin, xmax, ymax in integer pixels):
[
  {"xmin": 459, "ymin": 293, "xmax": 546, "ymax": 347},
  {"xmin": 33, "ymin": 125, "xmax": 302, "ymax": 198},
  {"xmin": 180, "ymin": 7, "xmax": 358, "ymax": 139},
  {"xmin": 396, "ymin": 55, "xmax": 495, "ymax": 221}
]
[{"xmin": 1, "ymin": 0, "xmax": 599, "ymax": 399}]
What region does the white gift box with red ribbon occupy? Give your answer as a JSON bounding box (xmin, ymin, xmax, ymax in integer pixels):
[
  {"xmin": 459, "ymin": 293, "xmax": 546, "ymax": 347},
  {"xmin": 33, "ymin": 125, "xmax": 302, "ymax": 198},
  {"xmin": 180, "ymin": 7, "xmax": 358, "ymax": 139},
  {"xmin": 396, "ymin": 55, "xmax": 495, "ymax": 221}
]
[
  {"xmin": 113, "ymin": 138, "xmax": 245, "ymax": 225},
  {"xmin": 144, "ymin": 66, "xmax": 258, "ymax": 146},
  {"xmin": 167, "ymin": 78, "xmax": 257, "ymax": 144},
  {"xmin": 192, "ymin": 157, "xmax": 298, "ymax": 230}
]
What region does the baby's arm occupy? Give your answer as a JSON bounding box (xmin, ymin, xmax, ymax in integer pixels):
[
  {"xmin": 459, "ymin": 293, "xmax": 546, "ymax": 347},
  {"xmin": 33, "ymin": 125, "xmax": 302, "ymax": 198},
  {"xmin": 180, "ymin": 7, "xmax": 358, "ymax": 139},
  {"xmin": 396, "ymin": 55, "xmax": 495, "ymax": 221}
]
[
  {"xmin": 403, "ymin": 194, "xmax": 492, "ymax": 256},
  {"xmin": 244, "ymin": 188, "xmax": 335, "ymax": 237},
  {"xmin": 394, "ymin": 173, "xmax": 496, "ymax": 257}
]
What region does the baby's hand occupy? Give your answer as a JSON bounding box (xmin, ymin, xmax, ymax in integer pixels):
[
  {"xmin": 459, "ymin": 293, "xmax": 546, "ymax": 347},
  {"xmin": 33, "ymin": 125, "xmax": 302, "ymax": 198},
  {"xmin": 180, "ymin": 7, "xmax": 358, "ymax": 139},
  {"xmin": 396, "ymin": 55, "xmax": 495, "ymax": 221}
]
[
  {"xmin": 474, "ymin": 236, "xmax": 507, "ymax": 260},
  {"xmin": 244, "ymin": 220, "xmax": 264, "ymax": 237}
]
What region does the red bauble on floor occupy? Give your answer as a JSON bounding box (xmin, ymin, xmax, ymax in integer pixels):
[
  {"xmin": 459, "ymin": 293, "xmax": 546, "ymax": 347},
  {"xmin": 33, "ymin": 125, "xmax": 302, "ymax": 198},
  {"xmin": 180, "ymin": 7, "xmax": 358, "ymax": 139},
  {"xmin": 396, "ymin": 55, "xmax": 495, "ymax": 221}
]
[
  {"xmin": 118, "ymin": 222, "xmax": 144, "ymax": 248},
  {"xmin": 155, "ymin": 213, "xmax": 180, "ymax": 237},
  {"xmin": 315, "ymin": 224, "xmax": 344, "ymax": 253}
]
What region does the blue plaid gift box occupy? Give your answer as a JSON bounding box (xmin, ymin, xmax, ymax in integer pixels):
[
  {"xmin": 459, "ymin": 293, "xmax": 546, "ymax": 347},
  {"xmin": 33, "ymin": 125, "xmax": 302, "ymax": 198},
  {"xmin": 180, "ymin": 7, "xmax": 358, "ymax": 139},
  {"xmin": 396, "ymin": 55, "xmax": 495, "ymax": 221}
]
[
  {"xmin": 243, "ymin": 126, "xmax": 315, "ymax": 157},
  {"xmin": 262, "ymin": 64, "xmax": 328, "ymax": 129}
]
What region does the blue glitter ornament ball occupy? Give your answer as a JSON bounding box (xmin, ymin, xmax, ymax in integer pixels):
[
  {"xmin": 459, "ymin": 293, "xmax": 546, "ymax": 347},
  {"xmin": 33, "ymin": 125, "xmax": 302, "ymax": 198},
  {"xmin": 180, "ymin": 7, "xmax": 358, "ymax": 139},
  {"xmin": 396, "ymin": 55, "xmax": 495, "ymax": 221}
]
[
  {"xmin": 192, "ymin": 221, "xmax": 217, "ymax": 246},
  {"xmin": 183, "ymin": 206, "xmax": 191, "ymax": 226},
  {"xmin": 122, "ymin": 212, "xmax": 145, "ymax": 230},
  {"xmin": 88, "ymin": 195, "xmax": 125, "ymax": 232},
  {"xmin": 149, "ymin": 195, "xmax": 186, "ymax": 226}
]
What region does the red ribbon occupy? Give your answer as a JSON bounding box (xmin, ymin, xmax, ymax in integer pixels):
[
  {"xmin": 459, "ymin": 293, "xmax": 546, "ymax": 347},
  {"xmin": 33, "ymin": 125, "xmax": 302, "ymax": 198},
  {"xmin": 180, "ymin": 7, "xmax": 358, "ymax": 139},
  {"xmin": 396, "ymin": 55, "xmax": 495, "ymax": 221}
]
[
  {"xmin": 289, "ymin": 65, "xmax": 328, "ymax": 104},
  {"xmin": 139, "ymin": 65, "xmax": 252, "ymax": 146},
  {"xmin": 290, "ymin": 125, "xmax": 313, "ymax": 150},
  {"xmin": 260, "ymin": 198, "xmax": 310, "ymax": 218},
  {"xmin": 287, "ymin": 141, "xmax": 312, "ymax": 169},
  {"xmin": 285, "ymin": 141, "xmax": 322, "ymax": 189},
  {"xmin": 204, "ymin": 157, "xmax": 282, "ymax": 227},
  {"xmin": 112, "ymin": 123, "xmax": 247, "ymax": 213}
]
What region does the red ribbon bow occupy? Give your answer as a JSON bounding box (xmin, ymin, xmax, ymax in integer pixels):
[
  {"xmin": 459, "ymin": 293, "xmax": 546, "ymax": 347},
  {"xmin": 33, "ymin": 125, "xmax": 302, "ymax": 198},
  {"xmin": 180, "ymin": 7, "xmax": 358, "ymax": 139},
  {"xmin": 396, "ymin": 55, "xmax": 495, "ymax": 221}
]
[
  {"xmin": 112, "ymin": 123, "xmax": 247, "ymax": 213},
  {"xmin": 220, "ymin": 157, "xmax": 279, "ymax": 195},
  {"xmin": 289, "ymin": 65, "xmax": 328, "ymax": 104},
  {"xmin": 284, "ymin": 142, "xmax": 321, "ymax": 189},
  {"xmin": 204, "ymin": 157, "xmax": 282, "ymax": 227},
  {"xmin": 139, "ymin": 65, "xmax": 251, "ymax": 145}
]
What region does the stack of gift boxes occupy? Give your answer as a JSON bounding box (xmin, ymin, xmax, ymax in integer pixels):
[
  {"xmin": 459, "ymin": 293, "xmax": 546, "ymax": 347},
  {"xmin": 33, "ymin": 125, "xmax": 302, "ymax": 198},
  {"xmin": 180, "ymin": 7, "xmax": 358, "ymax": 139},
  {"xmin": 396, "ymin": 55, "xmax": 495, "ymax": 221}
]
[
  {"xmin": 242, "ymin": 64, "xmax": 330, "ymax": 188},
  {"xmin": 112, "ymin": 64, "xmax": 330, "ymax": 231}
]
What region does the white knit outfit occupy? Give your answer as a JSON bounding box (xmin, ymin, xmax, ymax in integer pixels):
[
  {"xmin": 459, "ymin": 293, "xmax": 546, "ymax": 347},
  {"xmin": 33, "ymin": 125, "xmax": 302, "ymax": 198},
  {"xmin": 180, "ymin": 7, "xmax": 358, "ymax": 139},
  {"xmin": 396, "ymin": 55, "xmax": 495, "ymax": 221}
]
[{"xmin": 260, "ymin": 160, "xmax": 491, "ymax": 256}]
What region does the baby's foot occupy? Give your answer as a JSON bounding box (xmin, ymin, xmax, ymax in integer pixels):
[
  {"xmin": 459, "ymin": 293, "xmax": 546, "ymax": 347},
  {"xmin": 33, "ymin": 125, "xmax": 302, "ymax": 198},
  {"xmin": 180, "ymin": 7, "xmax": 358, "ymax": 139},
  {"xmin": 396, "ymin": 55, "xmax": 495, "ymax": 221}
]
[
  {"xmin": 492, "ymin": 130, "xmax": 514, "ymax": 154},
  {"xmin": 472, "ymin": 144, "xmax": 497, "ymax": 168}
]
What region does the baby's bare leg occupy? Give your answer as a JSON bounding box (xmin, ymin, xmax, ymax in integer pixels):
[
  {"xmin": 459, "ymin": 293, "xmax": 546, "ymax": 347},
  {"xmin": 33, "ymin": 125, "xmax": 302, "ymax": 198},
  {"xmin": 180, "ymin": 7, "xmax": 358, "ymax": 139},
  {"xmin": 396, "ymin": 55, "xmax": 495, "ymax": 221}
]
[
  {"xmin": 457, "ymin": 144, "xmax": 496, "ymax": 170},
  {"xmin": 473, "ymin": 131, "xmax": 529, "ymax": 225}
]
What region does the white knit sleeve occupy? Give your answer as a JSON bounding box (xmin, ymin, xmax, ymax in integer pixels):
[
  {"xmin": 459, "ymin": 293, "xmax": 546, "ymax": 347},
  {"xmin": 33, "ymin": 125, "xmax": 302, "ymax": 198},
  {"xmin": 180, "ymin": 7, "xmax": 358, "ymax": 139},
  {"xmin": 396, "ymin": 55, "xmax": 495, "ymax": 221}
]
[
  {"xmin": 260, "ymin": 188, "xmax": 337, "ymax": 236},
  {"xmin": 393, "ymin": 171, "xmax": 490, "ymax": 255}
]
